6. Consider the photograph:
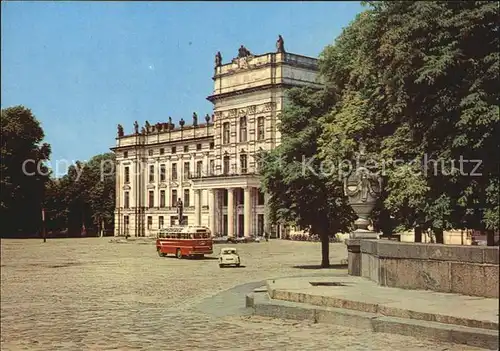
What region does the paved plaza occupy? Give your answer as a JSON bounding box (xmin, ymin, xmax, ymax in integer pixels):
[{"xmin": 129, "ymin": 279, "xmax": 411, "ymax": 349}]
[{"xmin": 1, "ymin": 238, "xmax": 486, "ymax": 350}]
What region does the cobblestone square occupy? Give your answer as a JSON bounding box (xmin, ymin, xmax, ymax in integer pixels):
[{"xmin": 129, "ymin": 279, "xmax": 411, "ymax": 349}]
[{"xmin": 1, "ymin": 239, "xmax": 484, "ymax": 350}]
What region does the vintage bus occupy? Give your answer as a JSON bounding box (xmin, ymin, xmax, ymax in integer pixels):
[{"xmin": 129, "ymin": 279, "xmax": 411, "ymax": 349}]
[{"xmin": 156, "ymin": 226, "xmax": 213, "ymax": 258}]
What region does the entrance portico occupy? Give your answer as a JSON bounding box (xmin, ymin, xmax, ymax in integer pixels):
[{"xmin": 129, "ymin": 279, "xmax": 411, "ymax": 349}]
[{"xmin": 191, "ymin": 174, "xmax": 262, "ymax": 238}]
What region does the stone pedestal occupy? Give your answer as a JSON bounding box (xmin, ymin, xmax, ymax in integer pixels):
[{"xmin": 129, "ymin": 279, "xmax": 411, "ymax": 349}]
[{"xmin": 345, "ymin": 239, "xmax": 361, "ymax": 276}]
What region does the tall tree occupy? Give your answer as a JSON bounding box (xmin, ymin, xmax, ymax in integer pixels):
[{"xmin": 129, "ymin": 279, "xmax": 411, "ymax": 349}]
[
  {"xmin": 1, "ymin": 106, "xmax": 51, "ymax": 236},
  {"xmin": 319, "ymin": 1, "xmax": 499, "ymax": 242},
  {"xmin": 259, "ymin": 87, "xmax": 355, "ymax": 267}
]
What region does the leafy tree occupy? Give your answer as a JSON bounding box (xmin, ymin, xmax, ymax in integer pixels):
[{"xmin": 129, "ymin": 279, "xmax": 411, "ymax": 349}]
[
  {"xmin": 43, "ymin": 153, "xmax": 116, "ymax": 236},
  {"xmin": 259, "ymin": 87, "xmax": 356, "ymax": 267},
  {"xmin": 319, "ymin": 1, "xmax": 499, "ymax": 243},
  {"xmin": 0, "ymin": 106, "xmax": 51, "ymax": 236}
]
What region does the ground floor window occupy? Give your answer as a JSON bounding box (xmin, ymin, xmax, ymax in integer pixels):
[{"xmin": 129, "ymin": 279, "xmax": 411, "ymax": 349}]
[
  {"xmin": 159, "ymin": 216, "xmax": 164, "ymax": 229},
  {"xmin": 124, "ymin": 215, "xmax": 129, "ymax": 235},
  {"xmin": 257, "ymin": 214, "xmax": 264, "ymax": 236},
  {"xmin": 147, "ymin": 216, "xmax": 153, "ymax": 230},
  {"xmin": 170, "ymin": 215, "xmax": 188, "ymax": 226}
]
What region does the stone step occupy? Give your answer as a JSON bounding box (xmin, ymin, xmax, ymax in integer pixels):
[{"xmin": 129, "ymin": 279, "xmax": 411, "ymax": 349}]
[{"xmin": 246, "ymin": 292, "xmax": 499, "ymax": 350}]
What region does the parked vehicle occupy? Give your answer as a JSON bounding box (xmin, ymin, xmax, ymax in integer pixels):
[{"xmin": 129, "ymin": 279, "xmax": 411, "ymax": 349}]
[
  {"xmin": 156, "ymin": 226, "xmax": 213, "ymax": 259},
  {"xmin": 218, "ymin": 247, "xmax": 241, "ymax": 268}
]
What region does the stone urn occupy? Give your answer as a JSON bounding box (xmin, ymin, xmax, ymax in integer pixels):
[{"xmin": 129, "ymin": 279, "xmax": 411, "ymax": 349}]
[{"xmin": 344, "ymin": 150, "xmax": 382, "ymax": 239}]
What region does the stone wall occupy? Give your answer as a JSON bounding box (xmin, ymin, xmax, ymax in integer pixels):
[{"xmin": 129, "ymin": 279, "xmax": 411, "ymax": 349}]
[{"xmin": 346, "ymin": 239, "xmax": 499, "ymax": 298}]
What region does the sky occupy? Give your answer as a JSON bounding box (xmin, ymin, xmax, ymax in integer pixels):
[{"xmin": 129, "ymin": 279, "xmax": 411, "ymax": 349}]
[{"xmin": 1, "ymin": 1, "xmax": 364, "ymax": 175}]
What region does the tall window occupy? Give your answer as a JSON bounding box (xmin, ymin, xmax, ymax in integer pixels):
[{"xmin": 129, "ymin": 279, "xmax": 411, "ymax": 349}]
[
  {"xmin": 223, "ymin": 122, "xmax": 230, "ymax": 144},
  {"xmin": 223, "ymin": 155, "xmax": 230, "ymax": 174},
  {"xmin": 159, "ymin": 216, "xmax": 164, "ymax": 229},
  {"xmin": 239, "ymin": 116, "xmax": 247, "ymax": 142},
  {"xmin": 257, "ymin": 117, "xmax": 265, "ymax": 140},
  {"xmin": 124, "ymin": 215, "xmax": 129, "ymax": 235},
  {"xmin": 171, "ymin": 146, "xmax": 176, "ymax": 154},
  {"xmin": 148, "ymin": 149, "xmax": 153, "ymax": 156},
  {"xmin": 149, "ymin": 165, "xmax": 155, "ymax": 182},
  {"xmin": 148, "ymin": 191, "xmax": 154, "ymax": 208},
  {"xmin": 124, "ymin": 166, "xmax": 130, "ymax": 183},
  {"xmin": 160, "ymin": 164, "xmax": 166, "ymax": 182},
  {"xmin": 184, "ymin": 145, "xmax": 189, "ymax": 152},
  {"xmin": 171, "ymin": 163, "xmax": 177, "ymax": 180},
  {"xmin": 183, "ymin": 162, "xmax": 190, "ymax": 180},
  {"xmin": 209, "ymin": 159, "xmax": 215, "ymax": 175},
  {"xmin": 258, "ymin": 189, "xmax": 265, "ymax": 205},
  {"xmin": 240, "ymin": 154, "xmax": 247, "ymax": 173},
  {"xmin": 124, "ymin": 191, "xmax": 130, "ymax": 208},
  {"xmin": 123, "ymin": 151, "xmax": 128, "ymax": 158},
  {"xmin": 160, "ymin": 190, "xmax": 166, "ymax": 208},
  {"xmin": 171, "ymin": 189, "xmax": 178, "ymax": 206},
  {"xmin": 196, "ymin": 160, "xmax": 203, "ymax": 177},
  {"xmin": 184, "ymin": 189, "xmax": 190, "ymax": 207},
  {"xmin": 147, "ymin": 216, "xmax": 153, "ymax": 230}
]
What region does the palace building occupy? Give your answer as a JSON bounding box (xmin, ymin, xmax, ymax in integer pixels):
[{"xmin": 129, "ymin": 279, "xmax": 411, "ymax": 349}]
[{"xmin": 111, "ymin": 37, "xmax": 322, "ymax": 237}]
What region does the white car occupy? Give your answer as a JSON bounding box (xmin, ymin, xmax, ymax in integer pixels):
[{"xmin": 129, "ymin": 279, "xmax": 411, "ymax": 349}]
[{"xmin": 219, "ymin": 247, "xmax": 241, "ymax": 268}]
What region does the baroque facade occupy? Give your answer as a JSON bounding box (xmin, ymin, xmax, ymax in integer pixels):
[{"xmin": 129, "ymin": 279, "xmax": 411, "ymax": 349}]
[{"xmin": 111, "ymin": 37, "xmax": 322, "ymax": 237}]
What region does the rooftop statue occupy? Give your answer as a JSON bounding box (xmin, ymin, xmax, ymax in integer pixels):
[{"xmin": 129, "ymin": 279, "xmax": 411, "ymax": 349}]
[
  {"xmin": 117, "ymin": 124, "xmax": 124, "ymax": 137},
  {"xmin": 276, "ymin": 35, "xmax": 285, "ymax": 53}
]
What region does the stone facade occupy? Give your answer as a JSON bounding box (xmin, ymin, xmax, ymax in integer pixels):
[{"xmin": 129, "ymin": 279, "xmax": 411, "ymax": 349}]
[{"xmin": 111, "ymin": 41, "xmax": 321, "ymax": 237}]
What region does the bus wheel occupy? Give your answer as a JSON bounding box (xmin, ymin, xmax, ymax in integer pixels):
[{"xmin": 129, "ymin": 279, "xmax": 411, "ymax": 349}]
[
  {"xmin": 157, "ymin": 248, "xmax": 165, "ymax": 257},
  {"xmin": 176, "ymin": 249, "xmax": 182, "ymax": 259}
]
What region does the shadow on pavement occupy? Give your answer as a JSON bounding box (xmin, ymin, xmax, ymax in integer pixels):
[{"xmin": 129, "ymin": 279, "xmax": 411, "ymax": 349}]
[{"xmin": 292, "ymin": 264, "xmax": 348, "ymax": 269}]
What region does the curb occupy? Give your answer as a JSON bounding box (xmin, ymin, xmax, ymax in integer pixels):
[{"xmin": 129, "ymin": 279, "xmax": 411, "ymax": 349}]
[{"xmin": 246, "ymin": 292, "xmax": 499, "ymax": 350}]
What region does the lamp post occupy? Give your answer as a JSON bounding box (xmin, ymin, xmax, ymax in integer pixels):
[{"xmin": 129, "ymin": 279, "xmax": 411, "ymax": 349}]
[
  {"xmin": 41, "ymin": 208, "xmax": 46, "ymax": 243},
  {"xmin": 343, "ymin": 144, "xmax": 382, "ymax": 239}
]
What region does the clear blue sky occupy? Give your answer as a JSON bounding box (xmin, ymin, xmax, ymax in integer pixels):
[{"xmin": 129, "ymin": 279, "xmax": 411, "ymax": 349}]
[{"xmin": 1, "ymin": 1, "xmax": 364, "ymax": 174}]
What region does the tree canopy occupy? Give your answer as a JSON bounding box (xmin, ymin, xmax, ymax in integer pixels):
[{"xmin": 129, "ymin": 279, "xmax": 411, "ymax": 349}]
[
  {"xmin": 1, "ymin": 106, "xmax": 51, "ymax": 236},
  {"xmin": 260, "ymin": 0, "xmax": 498, "ymax": 253}
]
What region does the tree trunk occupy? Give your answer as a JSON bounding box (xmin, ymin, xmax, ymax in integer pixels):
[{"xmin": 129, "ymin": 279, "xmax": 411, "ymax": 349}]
[
  {"xmin": 414, "ymin": 226, "xmax": 422, "ymax": 243},
  {"xmin": 434, "ymin": 228, "xmax": 444, "ymax": 244},
  {"xmin": 320, "ymin": 233, "xmax": 330, "ymax": 268},
  {"xmin": 486, "ymin": 230, "xmax": 495, "ymax": 246}
]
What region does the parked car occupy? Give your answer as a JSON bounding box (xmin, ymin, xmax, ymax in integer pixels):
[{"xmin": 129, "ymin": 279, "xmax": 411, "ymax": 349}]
[{"xmin": 218, "ymin": 247, "xmax": 241, "ymax": 268}]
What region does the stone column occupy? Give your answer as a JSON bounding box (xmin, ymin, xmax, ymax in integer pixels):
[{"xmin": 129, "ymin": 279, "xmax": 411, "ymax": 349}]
[
  {"xmin": 208, "ymin": 189, "xmax": 216, "ymax": 236},
  {"xmin": 227, "ymin": 188, "xmax": 235, "ymax": 238},
  {"xmin": 244, "ymin": 187, "xmax": 252, "ymax": 237},
  {"xmin": 194, "ymin": 189, "xmax": 201, "ymax": 226}
]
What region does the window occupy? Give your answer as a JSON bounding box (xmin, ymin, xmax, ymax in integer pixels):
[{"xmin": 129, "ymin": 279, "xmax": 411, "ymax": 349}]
[
  {"xmin": 148, "ymin": 190, "xmax": 154, "ymax": 208},
  {"xmin": 124, "ymin": 166, "xmax": 130, "ymax": 183},
  {"xmin": 257, "ymin": 214, "xmax": 265, "ymax": 235},
  {"xmin": 209, "ymin": 142, "xmax": 214, "ymax": 149},
  {"xmin": 240, "ymin": 154, "xmax": 247, "ymax": 173},
  {"xmin": 160, "ymin": 164, "xmax": 166, "ymax": 182},
  {"xmin": 183, "ymin": 162, "xmax": 190, "ymax": 180},
  {"xmin": 123, "ymin": 151, "xmax": 128, "ymax": 158},
  {"xmin": 258, "ymin": 189, "xmax": 265, "ymax": 205},
  {"xmin": 196, "ymin": 160, "xmax": 203, "ymax": 177},
  {"xmin": 172, "ymin": 163, "xmax": 177, "ymax": 180},
  {"xmin": 196, "ymin": 143, "xmax": 202, "ymax": 150},
  {"xmin": 184, "ymin": 145, "xmax": 189, "ymax": 153},
  {"xmin": 238, "ymin": 188, "xmax": 244, "ymax": 205},
  {"xmin": 184, "ymin": 189, "xmax": 190, "ymax": 207},
  {"xmin": 160, "ymin": 190, "xmax": 166, "ymax": 208},
  {"xmin": 223, "ymin": 189, "xmax": 228, "ymax": 206},
  {"xmin": 148, "ymin": 149, "xmax": 154, "ymax": 156},
  {"xmin": 124, "ymin": 191, "xmax": 130, "ymax": 208},
  {"xmin": 149, "ymin": 165, "xmax": 155, "ymax": 182},
  {"xmin": 223, "ymin": 122, "xmax": 230, "ymax": 144},
  {"xmin": 160, "ymin": 148, "xmax": 165, "ymax": 155},
  {"xmin": 171, "ymin": 189, "xmax": 178, "ymax": 206},
  {"xmin": 124, "ymin": 216, "xmax": 129, "ymax": 235},
  {"xmin": 147, "ymin": 216, "xmax": 153, "ymax": 230},
  {"xmin": 223, "ymin": 155, "xmax": 230, "ymax": 174},
  {"xmin": 159, "ymin": 216, "xmax": 164, "ymax": 229},
  {"xmin": 171, "ymin": 146, "xmax": 176, "ymax": 154},
  {"xmin": 209, "ymin": 160, "xmax": 215, "ymax": 175},
  {"xmin": 239, "ymin": 116, "xmax": 247, "ymax": 142},
  {"xmin": 257, "ymin": 117, "xmax": 265, "ymax": 140}
]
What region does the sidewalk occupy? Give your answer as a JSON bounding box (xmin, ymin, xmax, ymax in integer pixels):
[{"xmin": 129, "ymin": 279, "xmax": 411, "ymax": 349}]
[{"xmin": 246, "ymin": 274, "xmax": 499, "ymax": 350}]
